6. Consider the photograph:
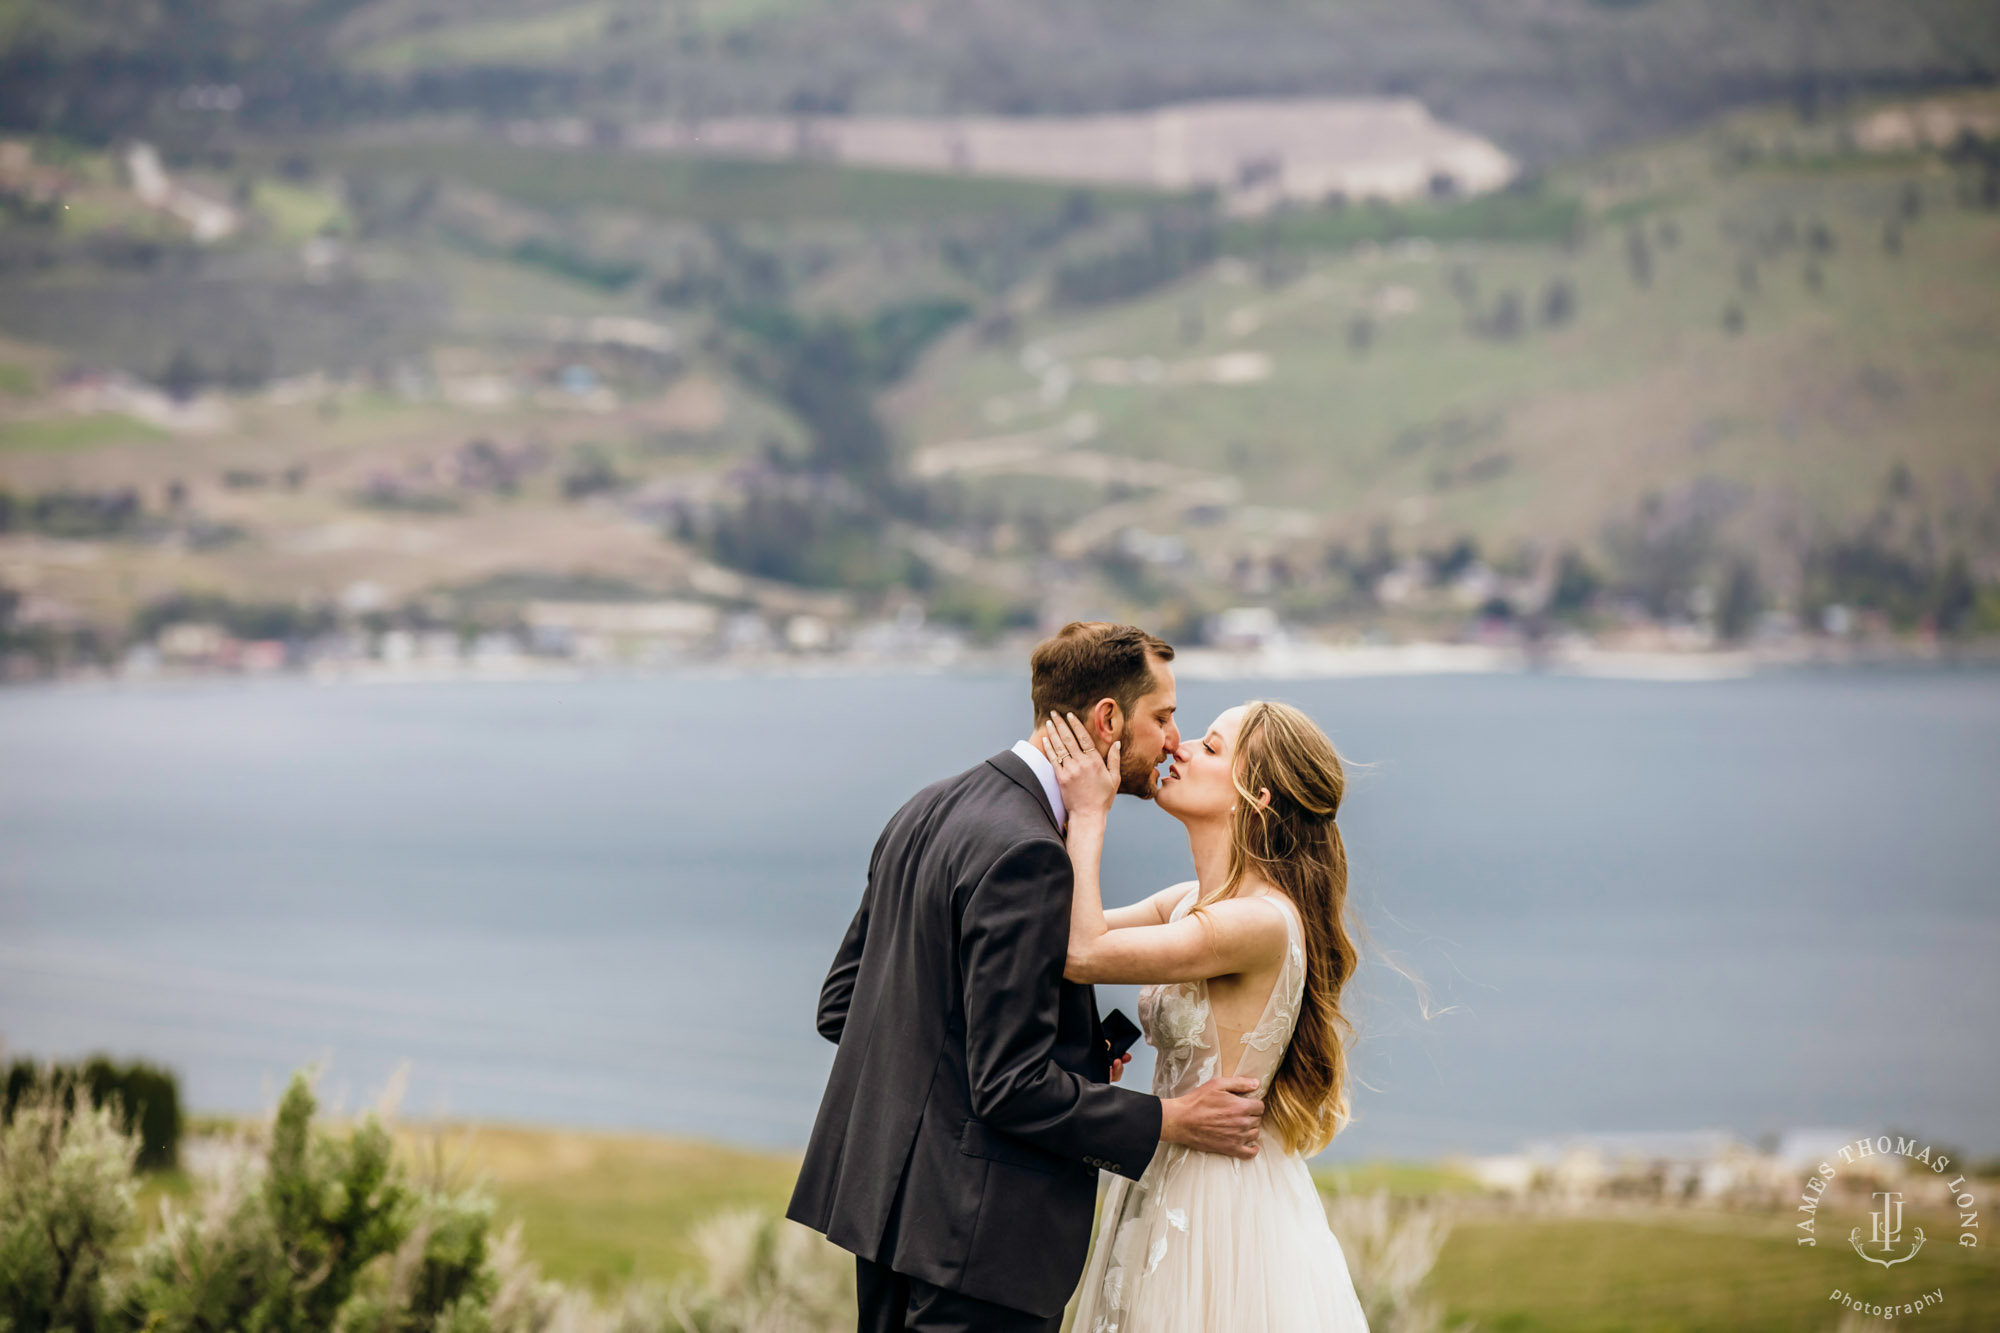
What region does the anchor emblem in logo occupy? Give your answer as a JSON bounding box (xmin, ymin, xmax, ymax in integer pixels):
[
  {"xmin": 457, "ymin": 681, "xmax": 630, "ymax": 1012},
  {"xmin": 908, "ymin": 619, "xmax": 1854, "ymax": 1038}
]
[{"xmin": 1850, "ymin": 1190, "xmax": 1925, "ymax": 1268}]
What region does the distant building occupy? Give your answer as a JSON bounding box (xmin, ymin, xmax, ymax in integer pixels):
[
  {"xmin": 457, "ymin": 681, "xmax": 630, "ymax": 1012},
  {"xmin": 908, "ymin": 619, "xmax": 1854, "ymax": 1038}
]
[
  {"xmin": 1209, "ymin": 606, "xmax": 1285, "ymax": 651},
  {"xmin": 522, "ymin": 600, "xmax": 721, "ymax": 662},
  {"xmin": 1454, "ymin": 1126, "xmax": 1918, "ymax": 1204},
  {"xmin": 1773, "ymin": 1128, "xmax": 1877, "ymax": 1172},
  {"xmin": 628, "ymin": 98, "xmax": 1514, "ymax": 214}
]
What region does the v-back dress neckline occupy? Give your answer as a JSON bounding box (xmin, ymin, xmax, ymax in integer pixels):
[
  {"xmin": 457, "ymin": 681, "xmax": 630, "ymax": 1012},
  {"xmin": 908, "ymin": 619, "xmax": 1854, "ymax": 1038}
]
[{"xmin": 1136, "ymin": 882, "xmax": 1307, "ymax": 1097}]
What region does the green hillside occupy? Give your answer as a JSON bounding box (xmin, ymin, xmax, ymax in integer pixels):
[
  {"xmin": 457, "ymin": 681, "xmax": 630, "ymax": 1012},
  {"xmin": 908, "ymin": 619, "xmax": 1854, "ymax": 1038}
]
[
  {"xmin": 6, "ymin": 0, "xmax": 2000, "ymax": 161},
  {"xmin": 315, "ymin": 138, "xmax": 1166, "ymax": 226},
  {"xmin": 887, "ymin": 100, "xmax": 2000, "ymax": 594},
  {"xmin": 1, "ymin": 85, "xmax": 1996, "ymax": 671}
]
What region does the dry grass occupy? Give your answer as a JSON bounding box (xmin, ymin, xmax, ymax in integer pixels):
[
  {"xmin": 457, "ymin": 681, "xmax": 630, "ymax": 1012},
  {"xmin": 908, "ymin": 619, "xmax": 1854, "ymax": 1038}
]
[
  {"xmin": 175, "ymin": 1120, "xmax": 1991, "ymax": 1331},
  {"xmin": 1323, "ymin": 1188, "xmax": 1461, "ymax": 1333},
  {"xmin": 391, "ymin": 1122, "xmax": 804, "ymax": 1292}
]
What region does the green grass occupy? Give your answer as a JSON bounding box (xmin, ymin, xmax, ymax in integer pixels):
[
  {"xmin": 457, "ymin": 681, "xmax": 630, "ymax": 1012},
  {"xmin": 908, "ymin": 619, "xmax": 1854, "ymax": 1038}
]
[
  {"xmin": 0, "ymin": 414, "xmax": 167, "ymax": 453},
  {"xmin": 0, "ymin": 361, "xmax": 36, "ymax": 395},
  {"xmin": 422, "ymin": 243, "xmax": 645, "ymax": 320},
  {"xmin": 322, "ymin": 140, "xmax": 1168, "ymax": 226},
  {"xmin": 52, "ymin": 189, "xmax": 171, "ymax": 236},
  {"xmin": 350, "ymin": 2, "xmax": 621, "ymax": 73},
  {"xmin": 132, "ymin": 1167, "xmax": 196, "ymax": 1218},
  {"xmin": 368, "ymin": 1125, "xmax": 2000, "ymax": 1328},
  {"xmin": 1316, "ymin": 1158, "xmax": 1485, "ymax": 1196},
  {"xmin": 1230, "ymin": 187, "xmax": 1587, "ymax": 253},
  {"xmin": 399, "ymin": 1124, "xmax": 800, "ymax": 1292},
  {"xmin": 1434, "ymin": 1209, "xmax": 2000, "ymax": 1332},
  {"xmin": 345, "ymin": 0, "xmax": 809, "ymax": 72},
  {"xmin": 252, "ymin": 177, "xmax": 349, "ymax": 241},
  {"xmin": 1598, "ymin": 188, "xmax": 1697, "ymax": 226}
]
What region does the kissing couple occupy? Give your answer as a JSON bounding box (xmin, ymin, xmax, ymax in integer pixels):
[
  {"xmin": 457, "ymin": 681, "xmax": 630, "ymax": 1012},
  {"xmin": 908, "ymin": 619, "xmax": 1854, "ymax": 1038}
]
[{"xmin": 790, "ymin": 621, "xmax": 1371, "ymax": 1332}]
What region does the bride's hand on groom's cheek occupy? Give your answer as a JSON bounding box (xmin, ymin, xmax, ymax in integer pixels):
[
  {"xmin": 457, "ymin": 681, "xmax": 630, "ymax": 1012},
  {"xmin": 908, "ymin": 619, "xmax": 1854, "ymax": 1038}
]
[{"xmin": 1048, "ymin": 711, "xmax": 1119, "ymax": 822}]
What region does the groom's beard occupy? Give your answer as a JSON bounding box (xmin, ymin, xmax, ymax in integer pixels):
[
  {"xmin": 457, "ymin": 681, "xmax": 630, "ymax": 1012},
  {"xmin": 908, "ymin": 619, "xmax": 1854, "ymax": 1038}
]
[{"xmin": 1116, "ymin": 730, "xmax": 1165, "ymax": 800}]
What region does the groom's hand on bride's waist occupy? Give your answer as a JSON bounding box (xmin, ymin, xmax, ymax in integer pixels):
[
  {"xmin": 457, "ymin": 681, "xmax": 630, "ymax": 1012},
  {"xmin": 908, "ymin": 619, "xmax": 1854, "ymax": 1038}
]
[{"xmin": 1157, "ymin": 1076, "xmax": 1265, "ymax": 1159}]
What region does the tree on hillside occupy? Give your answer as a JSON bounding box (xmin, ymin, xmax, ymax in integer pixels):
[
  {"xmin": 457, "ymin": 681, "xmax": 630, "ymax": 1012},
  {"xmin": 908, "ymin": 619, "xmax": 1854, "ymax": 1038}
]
[
  {"xmin": 1884, "ymin": 461, "xmax": 1915, "ymax": 501},
  {"xmin": 1934, "ymin": 553, "xmax": 1977, "ymax": 635},
  {"xmin": 1541, "ymin": 277, "xmax": 1575, "ymax": 328},
  {"xmin": 159, "ymin": 348, "xmax": 205, "ymax": 402},
  {"xmin": 1549, "ymin": 549, "xmax": 1602, "ymax": 621},
  {"xmin": 1624, "ymin": 227, "xmax": 1653, "ymax": 287},
  {"xmin": 1448, "ymin": 263, "xmax": 1479, "ymax": 309},
  {"xmin": 1429, "ymin": 536, "xmax": 1479, "ymax": 582},
  {"xmin": 1602, "ymin": 488, "xmax": 1733, "ymax": 620},
  {"xmin": 1716, "ymin": 559, "xmax": 1762, "ymax": 641}
]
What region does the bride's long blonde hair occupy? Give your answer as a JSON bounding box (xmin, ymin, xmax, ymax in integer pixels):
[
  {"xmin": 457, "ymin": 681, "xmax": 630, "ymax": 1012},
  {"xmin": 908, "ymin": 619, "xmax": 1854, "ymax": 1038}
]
[{"xmin": 1192, "ymin": 700, "xmax": 1358, "ymax": 1155}]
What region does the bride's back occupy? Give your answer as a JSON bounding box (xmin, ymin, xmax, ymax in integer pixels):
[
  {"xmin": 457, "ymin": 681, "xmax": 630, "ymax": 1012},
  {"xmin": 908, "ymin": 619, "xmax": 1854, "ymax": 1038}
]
[{"xmin": 1137, "ymin": 884, "xmax": 1305, "ymax": 1103}]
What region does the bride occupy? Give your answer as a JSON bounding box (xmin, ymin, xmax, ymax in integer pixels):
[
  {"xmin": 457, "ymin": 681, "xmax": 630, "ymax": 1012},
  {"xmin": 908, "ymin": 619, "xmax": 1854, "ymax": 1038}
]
[{"xmin": 1044, "ymin": 701, "xmax": 1371, "ymax": 1332}]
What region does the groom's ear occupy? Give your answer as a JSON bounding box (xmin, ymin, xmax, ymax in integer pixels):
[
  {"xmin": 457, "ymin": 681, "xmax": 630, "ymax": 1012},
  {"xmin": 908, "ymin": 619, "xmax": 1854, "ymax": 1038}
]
[{"xmin": 1090, "ymin": 698, "xmax": 1122, "ymax": 748}]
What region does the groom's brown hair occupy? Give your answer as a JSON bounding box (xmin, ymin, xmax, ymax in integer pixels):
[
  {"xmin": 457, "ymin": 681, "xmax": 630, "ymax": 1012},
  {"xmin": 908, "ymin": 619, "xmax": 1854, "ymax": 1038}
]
[{"xmin": 1029, "ymin": 621, "xmax": 1174, "ymax": 726}]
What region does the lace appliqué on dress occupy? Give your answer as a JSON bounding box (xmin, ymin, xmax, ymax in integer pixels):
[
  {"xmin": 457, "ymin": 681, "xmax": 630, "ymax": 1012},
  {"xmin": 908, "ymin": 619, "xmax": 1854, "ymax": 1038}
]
[
  {"xmin": 1237, "ymin": 935, "xmax": 1307, "ymax": 1068},
  {"xmin": 1088, "ymin": 888, "xmax": 1310, "ymax": 1332}
]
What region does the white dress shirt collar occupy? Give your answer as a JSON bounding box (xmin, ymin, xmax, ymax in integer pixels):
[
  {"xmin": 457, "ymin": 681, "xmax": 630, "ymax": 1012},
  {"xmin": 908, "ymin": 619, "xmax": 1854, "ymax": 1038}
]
[{"xmin": 1011, "ymin": 738, "xmax": 1067, "ymax": 833}]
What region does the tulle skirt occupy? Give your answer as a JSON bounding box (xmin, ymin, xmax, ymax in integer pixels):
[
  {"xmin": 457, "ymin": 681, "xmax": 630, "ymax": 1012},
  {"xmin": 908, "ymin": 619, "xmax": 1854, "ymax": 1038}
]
[{"xmin": 1070, "ymin": 1132, "xmax": 1371, "ymax": 1333}]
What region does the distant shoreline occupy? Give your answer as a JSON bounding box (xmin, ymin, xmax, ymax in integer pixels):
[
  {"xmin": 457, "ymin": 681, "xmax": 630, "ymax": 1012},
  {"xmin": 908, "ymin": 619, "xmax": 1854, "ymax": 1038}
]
[{"xmin": 7, "ymin": 634, "xmax": 1997, "ymax": 695}]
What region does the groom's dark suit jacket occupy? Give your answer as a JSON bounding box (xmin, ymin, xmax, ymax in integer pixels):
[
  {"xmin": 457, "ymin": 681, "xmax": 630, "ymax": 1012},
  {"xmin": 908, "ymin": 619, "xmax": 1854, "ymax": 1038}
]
[{"xmin": 787, "ymin": 749, "xmax": 1163, "ymax": 1318}]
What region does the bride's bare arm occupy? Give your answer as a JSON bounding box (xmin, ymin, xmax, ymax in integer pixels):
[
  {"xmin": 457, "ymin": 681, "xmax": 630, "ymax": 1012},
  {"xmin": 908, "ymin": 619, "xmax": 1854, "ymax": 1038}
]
[
  {"xmin": 1047, "ymin": 712, "xmax": 1287, "ymax": 985},
  {"xmin": 1102, "ymin": 884, "xmax": 1184, "ymax": 931}
]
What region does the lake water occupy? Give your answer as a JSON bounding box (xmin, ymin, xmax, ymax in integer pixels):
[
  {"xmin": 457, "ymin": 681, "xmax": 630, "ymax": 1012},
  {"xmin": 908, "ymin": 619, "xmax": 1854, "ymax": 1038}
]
[{"xmin": 2, "ymin": 667, "xmax": 1996, "ymax": 1161}]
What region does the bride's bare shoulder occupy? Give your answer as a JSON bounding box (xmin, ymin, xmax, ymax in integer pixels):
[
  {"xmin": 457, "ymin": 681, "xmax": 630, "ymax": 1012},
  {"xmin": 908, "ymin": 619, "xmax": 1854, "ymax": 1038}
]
[
  {"xmin": 1152, "ymin": 880, "xmax": 1201, "ymax": 920},
  {"xmin": 1187, "ymin": 890, "xmax": 1293, "ymax": 963}
]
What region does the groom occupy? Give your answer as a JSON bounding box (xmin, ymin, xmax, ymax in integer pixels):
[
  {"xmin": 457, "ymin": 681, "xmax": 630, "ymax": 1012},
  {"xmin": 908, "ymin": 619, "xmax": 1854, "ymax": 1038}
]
[{"xmin": 789, "ymin": 621, "xmax": 1266, "ymax": 1332}]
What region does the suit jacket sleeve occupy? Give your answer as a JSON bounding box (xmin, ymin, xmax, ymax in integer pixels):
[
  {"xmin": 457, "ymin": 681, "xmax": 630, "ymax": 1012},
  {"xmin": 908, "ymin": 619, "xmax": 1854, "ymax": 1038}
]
[
  {"xmin": 816, "ymin": 896, "xmax": 869, "ymax": 1045},
  {"xmin": 816, "ymin": 826, "xmax": 889, "ymax": 1044},
  {"xmin": 958, "ymin": 838, "xmax": 1162, "ymax": 1180}
]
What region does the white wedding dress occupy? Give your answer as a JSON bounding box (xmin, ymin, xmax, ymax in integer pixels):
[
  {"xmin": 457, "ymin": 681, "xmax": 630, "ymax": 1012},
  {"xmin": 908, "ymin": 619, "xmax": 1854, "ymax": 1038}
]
[{"xmin": 1071, "ymin": 885, "xmax": 1371, "ymax": 1332}]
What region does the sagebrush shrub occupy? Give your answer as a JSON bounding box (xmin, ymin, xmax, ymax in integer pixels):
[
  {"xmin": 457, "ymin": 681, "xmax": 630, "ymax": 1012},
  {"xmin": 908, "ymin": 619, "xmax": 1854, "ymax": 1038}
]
[
  {"xmin": 118, "ymin": 1076, "xmax": 409, "ymax": 1333},
  {"xmin": 0, "ymin": 1081, "xmax": 138, "ymax": 1333},
  {"xmin": 6, "ymin": 1066, "xmax": 853, "ymax": 1333}
]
